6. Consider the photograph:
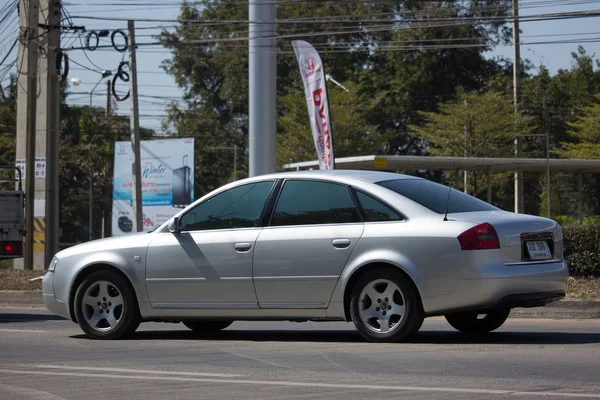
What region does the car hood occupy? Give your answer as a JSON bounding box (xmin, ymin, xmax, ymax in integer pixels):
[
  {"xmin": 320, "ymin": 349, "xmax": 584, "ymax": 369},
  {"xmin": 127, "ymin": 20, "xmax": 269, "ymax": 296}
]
[{"xmin": 56, "ymin": 232, "xmax": 154, "ymax": 259}]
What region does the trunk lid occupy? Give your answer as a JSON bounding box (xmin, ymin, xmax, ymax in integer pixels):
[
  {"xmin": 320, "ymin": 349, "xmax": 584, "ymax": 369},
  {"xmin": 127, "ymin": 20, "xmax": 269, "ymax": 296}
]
[{"xmin": 449, "ymin": 211, "xmax": 562, "ymax": 264}]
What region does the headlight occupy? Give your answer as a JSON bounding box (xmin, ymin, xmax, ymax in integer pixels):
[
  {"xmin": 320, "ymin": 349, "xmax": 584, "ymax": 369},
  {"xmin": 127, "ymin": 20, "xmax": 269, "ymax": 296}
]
[{"xmin": 48, "ymin": 257, "xmax": 58, "ymax": 272}]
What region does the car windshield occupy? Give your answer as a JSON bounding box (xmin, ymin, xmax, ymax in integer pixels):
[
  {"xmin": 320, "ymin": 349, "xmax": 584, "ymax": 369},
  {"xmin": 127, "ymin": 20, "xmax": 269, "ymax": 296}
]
[{"xmin": 377, "ymin": 179, "xmax": 499, "ymax": 214}]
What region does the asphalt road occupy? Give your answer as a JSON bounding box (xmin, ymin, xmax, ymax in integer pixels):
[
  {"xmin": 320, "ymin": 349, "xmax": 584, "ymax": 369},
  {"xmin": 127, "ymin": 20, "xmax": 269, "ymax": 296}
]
[{"xmin": 0, "ymin": 307, "xmax": 599, "ymax": 400}]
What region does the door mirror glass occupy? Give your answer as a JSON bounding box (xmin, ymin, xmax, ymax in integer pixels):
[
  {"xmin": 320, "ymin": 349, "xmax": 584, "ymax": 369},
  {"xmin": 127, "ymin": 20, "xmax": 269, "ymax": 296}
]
[{"xmin": 168, "ymin": 217, "xmax": 180, "ymax": 233}]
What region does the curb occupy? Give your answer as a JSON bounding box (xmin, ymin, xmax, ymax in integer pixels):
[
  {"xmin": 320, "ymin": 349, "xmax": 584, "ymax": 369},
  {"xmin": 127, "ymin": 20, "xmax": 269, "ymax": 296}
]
[
  {"xmin": 0, "ymin": 290, "xmax": 44, "ymax": 307},
  {"xmin": 510, "ymin": 298, "xmax": 600, "ymax": 319},
  {"xmin": 0, "ymin": 291, "xmax": 599, "ymax": 318}
]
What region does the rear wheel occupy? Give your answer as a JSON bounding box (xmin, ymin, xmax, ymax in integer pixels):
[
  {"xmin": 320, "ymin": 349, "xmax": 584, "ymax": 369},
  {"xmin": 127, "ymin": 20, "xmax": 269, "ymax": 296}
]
[
  {"xmin": 445, "ymin": 309, "xmax": 510, "ymax": 334},
  {"xmin": 350, "ymin": 269, "xmax": 423, "ymax": 343},
  {"xmin": 74, "ymin": 270, "xmax": 140, "ymax": 340},
  {"xmin": 183, "ymin": 320, "xmax": 233, "ymax": 333}
]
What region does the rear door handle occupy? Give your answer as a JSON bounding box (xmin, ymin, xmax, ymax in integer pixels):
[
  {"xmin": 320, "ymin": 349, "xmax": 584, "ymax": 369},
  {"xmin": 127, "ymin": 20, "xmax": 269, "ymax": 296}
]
[
  {"xmin": 234, "ymin": 242, "xmax": 252, "ymax": 253},
  {"xmin": 332, "ymin": 239, "xmax": 351, "ymax": 249}
]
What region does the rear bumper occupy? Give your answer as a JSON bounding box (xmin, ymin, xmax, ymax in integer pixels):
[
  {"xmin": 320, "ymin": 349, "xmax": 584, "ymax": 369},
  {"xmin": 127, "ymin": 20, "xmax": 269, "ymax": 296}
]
[
  {"xmin": 42, "ymin": 272, "xmax": 71, "ymax": 320},
  {"xmin": 423, "ymin": 260, "xmax": 568, "ymax": 316}
]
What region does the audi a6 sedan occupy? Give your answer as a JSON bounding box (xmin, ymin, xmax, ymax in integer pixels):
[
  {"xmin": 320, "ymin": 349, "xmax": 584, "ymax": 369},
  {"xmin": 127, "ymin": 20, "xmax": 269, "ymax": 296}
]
[{"xmin": 43, "ymin": 170, "xmax": 568, "ymax": 342}]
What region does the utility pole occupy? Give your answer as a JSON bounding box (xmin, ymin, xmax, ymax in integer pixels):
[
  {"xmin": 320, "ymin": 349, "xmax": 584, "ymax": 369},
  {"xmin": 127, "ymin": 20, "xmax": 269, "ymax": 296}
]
[
  {"xmin": 128, "ymin": 20, "xmax": 143, "ymax": 232},
  {"xmin": 106, "ymin": 79, "xmax": 111, "ymax": 117},
  {"xmin": 463, "ymin": 98, "xmax": 468, "ymax": 194},
  {"xmin": 44, "ymin": 0, "xmax": 61, "ymax": 267},
  {"xmin": 248, "ymin": 0, "xmax": 276, "ymax": 177},
  {"xmin": 512, "ymin": 0, "xmax": 524, "ymax": 213},
  {"xmin": 17, "ymin": 0, "xmax": 40, "ymax": 270},
  {"xmin": 544, "ymin": 97, "xmax": 551, "ymax": 218}
]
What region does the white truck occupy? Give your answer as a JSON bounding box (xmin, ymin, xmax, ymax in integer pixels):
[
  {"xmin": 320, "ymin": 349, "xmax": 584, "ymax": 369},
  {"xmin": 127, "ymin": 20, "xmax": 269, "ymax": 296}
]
[{"xmin": 0, "ymin": 166, "xmax": 25, "ymax": 258}]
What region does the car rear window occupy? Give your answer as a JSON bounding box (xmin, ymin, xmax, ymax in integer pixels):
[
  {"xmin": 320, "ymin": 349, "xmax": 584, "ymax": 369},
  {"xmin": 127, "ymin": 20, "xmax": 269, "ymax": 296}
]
[{"xmin": 377, "ymin": 179, "xmax": 498, "ymax": 214}]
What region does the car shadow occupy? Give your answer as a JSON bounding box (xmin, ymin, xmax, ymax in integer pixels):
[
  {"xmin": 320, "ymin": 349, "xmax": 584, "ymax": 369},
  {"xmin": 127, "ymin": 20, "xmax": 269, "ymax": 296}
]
[
  {"xmin": 0, "ymin": 312, "xmax": 66, "ymax": 323},
  {"xmin": 71, "ymin": 328, "xmax": 600, "ymax": 345}
]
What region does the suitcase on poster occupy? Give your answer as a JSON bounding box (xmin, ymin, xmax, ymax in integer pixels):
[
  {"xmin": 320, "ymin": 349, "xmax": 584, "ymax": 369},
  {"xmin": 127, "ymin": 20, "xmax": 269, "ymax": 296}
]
[{"xmin": 172, "ymin": 155, "xmax": 191, "ymax": 208}]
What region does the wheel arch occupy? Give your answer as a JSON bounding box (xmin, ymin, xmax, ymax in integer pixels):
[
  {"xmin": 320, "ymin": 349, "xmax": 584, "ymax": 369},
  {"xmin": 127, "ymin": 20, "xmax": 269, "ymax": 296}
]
[
  {"xmin": 68, "ymin": 263, "xmax": 138, "ymax": 323},
  {"xmin": 342, "ymin": 261, "xmax": 423, "ymax": 322}
]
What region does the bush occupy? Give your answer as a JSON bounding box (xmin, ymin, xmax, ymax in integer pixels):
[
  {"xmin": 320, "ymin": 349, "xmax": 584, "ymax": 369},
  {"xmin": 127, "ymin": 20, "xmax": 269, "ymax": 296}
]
[{"xmin": 563, "ymin": 224, "xmax": 600, "ymax": 277}]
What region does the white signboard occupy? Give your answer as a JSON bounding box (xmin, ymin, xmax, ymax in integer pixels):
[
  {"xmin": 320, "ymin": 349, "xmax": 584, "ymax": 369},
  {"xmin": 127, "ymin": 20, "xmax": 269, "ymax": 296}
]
[
  {"xmin": 35, "ymin": 157, "xmax": 46, "ymax": 179},
  {"xmin": 14, "ymin": 158, "xmax": 46, "ymax": 179},
  {"xmin": 15, "ymin": 159, "xmax": 25, "ymax": 179},
  {"xmin": 112, "ymin": 138, "xmax": 195, "ymax": 236}
]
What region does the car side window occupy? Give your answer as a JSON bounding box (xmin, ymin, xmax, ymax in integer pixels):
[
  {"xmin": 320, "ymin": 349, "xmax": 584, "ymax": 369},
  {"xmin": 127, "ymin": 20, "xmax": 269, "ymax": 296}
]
[
  {"xmin": 270, "ymin": 180, "xmax": 360, "ymax": 226},
  {"xmin": 355, "ymin": 190, "xmax": 405, "ymax": 222},
  {"xmin": 180, "ymin": 181, "xmax": 274, "ymax": 231}
]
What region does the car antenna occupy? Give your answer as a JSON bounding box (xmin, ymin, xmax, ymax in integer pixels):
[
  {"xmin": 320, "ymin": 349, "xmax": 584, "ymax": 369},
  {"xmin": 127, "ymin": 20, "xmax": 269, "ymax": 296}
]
[{"xmin": 443, "ymin": 185, "xmax": 452, "ymax": 222}]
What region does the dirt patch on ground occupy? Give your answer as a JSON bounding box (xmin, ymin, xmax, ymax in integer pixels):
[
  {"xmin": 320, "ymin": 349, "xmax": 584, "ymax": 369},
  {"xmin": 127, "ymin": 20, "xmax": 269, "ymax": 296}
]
[
  {"xmin": 0, "ymin": 269, "xmax": 44, "ymax": 290},
  {"xmin": 567, "ymin": 276, "xmax": 600, "ymax": 298}
]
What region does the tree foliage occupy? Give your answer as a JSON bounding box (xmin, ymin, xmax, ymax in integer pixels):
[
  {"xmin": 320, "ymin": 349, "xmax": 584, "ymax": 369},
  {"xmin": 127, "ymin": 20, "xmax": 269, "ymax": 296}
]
[{"xmin": 410, "ymin": 90, "xmax": 535, "ymax": 158}]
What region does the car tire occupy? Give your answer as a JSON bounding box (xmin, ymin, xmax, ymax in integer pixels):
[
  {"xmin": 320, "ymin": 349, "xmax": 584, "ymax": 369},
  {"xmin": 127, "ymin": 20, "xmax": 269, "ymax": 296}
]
[
  {"xmin": 74, "ymin": 270, "xmax": 140, "ymax": 340},
  {"xmin": 350, "ymin": 269, "xmax": 424, "ymax": 343},
  {"xmin": 183, "ymin": 320, "xmax": 233, "ymax": 333},
  {"xmin": 445, "ymin": 309, "xmax": 511, "ymax": 334}
]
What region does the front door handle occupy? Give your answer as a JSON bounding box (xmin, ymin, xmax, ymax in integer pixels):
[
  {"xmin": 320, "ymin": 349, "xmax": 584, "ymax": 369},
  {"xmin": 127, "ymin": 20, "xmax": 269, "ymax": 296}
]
[
  {"xmin": 234, "ymin": 242, "xmax": 252, "ymax": 253},
  {"xmin": 332, "ymin": 239, "xmax": 351, "ymax": 249}
]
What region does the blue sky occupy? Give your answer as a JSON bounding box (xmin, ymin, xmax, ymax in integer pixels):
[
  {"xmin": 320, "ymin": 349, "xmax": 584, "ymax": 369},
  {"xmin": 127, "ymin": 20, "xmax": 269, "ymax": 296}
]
[{"xmin": 50, "ymin": 2, "xmax": 600, "ymax": 133}]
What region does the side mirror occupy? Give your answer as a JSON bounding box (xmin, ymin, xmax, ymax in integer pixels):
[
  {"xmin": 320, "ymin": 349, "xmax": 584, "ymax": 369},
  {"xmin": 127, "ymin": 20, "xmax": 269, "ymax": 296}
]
[{"xmin": 168, "ymin": 217, "xmax": 181, "ymax": 233}]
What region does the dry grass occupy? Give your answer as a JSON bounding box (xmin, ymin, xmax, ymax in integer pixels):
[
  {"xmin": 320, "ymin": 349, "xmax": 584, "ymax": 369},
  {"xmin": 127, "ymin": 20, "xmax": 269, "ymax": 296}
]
[
  {"xmin": 0, "ymin": 268, "xmax": 598, "ymax": 298},
  {"xmin": 0, "ymin": 269, "xmax": 44, "ymax": 290},
  {"xmin": 567, "ymin": 276, "xmax": 600, "ymax": 299}
]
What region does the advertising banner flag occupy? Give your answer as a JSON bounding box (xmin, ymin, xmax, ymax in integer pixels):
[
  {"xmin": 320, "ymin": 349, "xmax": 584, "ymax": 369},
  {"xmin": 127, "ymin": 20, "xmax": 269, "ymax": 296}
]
[
  {"xmin": 112, "ymin": 138, "xmax": 194, "ymax": 236},
  {"xmin": 291, "ymin": 40, "xmax": 335, "ymax": 170}
]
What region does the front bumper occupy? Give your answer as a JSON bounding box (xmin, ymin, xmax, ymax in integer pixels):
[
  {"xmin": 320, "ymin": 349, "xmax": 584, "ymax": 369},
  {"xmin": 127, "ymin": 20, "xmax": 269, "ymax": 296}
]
[{"xmin": 42, "ymin": 272, "xmax": 71, "ymax": 320}]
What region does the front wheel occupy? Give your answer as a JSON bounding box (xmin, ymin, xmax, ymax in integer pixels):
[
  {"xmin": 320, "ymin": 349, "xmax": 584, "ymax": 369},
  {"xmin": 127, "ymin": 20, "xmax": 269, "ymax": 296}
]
[
  {"xmin": 350, "ymin": 269, "xmax": 424, "ymax": 343},
  {"xmin": 445, "ymin": 309, "xmax": 510, "ymax": 334},
  {"xmin": 74, "ymin": 271, "xmax": 140, "ymax": 340}
]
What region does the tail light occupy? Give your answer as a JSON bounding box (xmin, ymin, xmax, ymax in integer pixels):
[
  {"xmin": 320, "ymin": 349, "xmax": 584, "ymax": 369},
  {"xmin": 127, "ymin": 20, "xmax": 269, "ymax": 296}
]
[
  {"xmin": 458, "ymin": 223, "xmax": 500, "ymax": 250},
  {"xmin": 0, "ymin": 241, "xmax": 22, "ymax": 256}
]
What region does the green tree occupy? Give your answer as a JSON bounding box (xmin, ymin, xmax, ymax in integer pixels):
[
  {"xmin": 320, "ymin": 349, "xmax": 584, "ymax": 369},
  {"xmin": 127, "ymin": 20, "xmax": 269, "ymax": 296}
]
[
  {"xmin": 411, "ymin": 90, "xmax": 534, "ymax": 158},
  {"xmin": 0, "ymin": 75, "xmax": 16, "ymax": 169},
  {"xmin": 160, "ymin": 0, "xmax": 512, "ymax": 190},
  {"xmin": 278, "ymin": 82, "xmax": 387, "ymax": 167},
  {"xmin": 557, "ymin": 93, "xmax": 600, "ymax": 159},
  {"xmin": 410, "ymin": 90, "xmax": 535, "ymax": 198}
]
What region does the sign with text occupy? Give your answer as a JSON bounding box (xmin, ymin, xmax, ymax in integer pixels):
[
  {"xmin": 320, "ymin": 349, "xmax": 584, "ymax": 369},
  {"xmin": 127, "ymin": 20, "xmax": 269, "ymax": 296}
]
[
  {"xmin": 291, "ymin": 40, "xmax": 335, "ymax": 170},
  {"xmin": 112, "ymin": 138, "xmax": 195, "ymax": 236}
]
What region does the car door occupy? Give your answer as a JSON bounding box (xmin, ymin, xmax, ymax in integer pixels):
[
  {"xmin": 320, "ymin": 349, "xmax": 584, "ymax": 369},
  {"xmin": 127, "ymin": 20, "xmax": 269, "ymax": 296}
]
[
  {"xmin": 253, "ymin": 179, "xmax": 364, "ymax": 308},
  {"xmin": 145, "ymin": 180, "xmax": 275, "ymax": 309}
]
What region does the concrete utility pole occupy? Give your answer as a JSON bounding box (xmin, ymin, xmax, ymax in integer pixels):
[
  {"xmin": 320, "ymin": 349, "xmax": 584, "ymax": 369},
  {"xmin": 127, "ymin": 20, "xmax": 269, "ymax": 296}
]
[
  {"xmin": 44, "ymin": 0, "xmax": 61, "ymax": 267},
  {"xmin": 17, "ymin": 0, "xmax": 40, "ymax": 270},
  {"xmin": 512, "ymin": 0, "xmax": 524, "ymax": 213},
  {"xmin": 128, "ymin": 20, "xmax": 143, "ymax": 232},
  {"xmin": 248, "ymin": 0, "xmax": 276, "ymax": 177}
]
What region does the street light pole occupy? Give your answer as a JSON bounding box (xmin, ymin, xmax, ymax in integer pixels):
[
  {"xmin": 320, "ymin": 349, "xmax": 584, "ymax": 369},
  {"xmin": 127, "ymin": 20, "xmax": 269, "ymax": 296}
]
[
  {"xmin": 87, "ymin": 71, "xmax": 112, "ymax": 241},
  {"xmin": 89, "ymin": 70, "xmax": 112, "ymax": 108},
  {"xmin": 517, "ymin": 133, "xmax": 551, "ymax": 218}
]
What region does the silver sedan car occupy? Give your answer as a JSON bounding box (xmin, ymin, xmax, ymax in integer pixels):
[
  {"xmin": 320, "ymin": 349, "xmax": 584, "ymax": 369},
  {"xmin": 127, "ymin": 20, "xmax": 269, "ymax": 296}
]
[{"xmin": 43, "ymin": 170, "xmax": 568, "ymax": 342}]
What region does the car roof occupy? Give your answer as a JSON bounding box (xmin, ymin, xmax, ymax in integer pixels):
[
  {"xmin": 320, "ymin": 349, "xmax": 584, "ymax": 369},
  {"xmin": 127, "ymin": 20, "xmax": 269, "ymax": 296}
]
[{"xmin": 251, "ymin": 170, "xmax": 420, "ymax": 184}]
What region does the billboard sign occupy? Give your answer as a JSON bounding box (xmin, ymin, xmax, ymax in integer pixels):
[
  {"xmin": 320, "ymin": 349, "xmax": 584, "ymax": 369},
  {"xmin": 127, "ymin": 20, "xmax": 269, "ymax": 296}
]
[{"xmin": 112, "ymin": 138, "xmax": 194, "ymax": 235}]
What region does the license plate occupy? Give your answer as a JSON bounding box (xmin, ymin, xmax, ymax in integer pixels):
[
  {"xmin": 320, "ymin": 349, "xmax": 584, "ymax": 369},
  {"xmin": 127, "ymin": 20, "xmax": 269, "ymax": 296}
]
[{"xmin": 526, "ymin": 241, "xmax": 551, "ymax": 260}]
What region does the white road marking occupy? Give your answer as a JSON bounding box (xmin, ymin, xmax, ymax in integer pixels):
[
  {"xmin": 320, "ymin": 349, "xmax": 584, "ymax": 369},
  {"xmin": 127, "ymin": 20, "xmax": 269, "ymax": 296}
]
[
  {"xmin": 34, "ymin": 364, "xmax": 243, "ymax": 377},
  {"xmin": 0, "ymin": 328, "xmax": 47, "ymax": 333},
  {"xmin": 0, "ymin": 368, "xmax": 599, "ymax": 398}
]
